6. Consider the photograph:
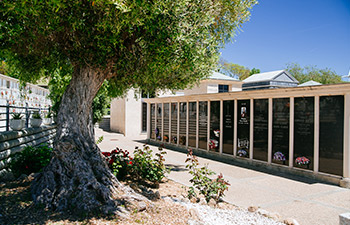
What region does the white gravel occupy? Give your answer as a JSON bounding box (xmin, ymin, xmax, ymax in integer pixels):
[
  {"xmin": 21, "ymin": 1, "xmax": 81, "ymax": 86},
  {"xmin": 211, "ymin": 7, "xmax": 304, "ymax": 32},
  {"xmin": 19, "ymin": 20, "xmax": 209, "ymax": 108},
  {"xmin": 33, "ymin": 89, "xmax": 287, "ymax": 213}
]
[{"xmin": 164, "ymin": 197, "xmax": 285, "ymax": 225}]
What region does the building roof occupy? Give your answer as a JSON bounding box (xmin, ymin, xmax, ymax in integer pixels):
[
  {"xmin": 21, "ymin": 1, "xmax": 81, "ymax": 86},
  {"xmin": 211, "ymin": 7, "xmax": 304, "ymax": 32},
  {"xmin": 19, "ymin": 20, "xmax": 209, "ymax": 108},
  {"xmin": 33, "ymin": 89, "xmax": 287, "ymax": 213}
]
[
  {"xmin": 208, "ymin": 71, "xmax": 238, "ymax": 81},
  {"xmin": 243, "ymin": 70, "xmax": 298, "ymax": 83},
  {"xmin": 298, "ymin": 80, "xmax": 322, "ymax": 87}
]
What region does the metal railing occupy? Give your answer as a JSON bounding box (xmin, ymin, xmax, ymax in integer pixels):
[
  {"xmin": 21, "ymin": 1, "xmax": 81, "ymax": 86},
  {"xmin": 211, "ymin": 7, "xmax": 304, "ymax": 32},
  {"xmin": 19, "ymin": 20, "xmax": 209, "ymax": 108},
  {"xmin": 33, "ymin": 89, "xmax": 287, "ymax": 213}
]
[{"xmin": 0, "ymin": 100, "xmax": 50, "ymax": 131}]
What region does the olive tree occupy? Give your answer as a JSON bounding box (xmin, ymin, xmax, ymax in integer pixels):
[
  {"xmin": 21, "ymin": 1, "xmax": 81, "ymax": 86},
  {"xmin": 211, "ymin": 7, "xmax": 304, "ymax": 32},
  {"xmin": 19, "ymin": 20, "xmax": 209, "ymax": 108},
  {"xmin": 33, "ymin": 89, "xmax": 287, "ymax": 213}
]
[{"xmin": 0, "ymin": 0, "xmax": 256, "ymax": 214}]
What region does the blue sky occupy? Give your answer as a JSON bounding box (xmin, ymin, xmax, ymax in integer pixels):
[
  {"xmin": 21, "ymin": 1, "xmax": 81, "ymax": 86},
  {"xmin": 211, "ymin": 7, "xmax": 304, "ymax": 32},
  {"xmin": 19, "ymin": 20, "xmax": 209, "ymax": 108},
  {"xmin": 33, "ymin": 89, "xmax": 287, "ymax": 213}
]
[{"xmin": 220, "ymin": 0, "xmax": 350, "ymax": 77}]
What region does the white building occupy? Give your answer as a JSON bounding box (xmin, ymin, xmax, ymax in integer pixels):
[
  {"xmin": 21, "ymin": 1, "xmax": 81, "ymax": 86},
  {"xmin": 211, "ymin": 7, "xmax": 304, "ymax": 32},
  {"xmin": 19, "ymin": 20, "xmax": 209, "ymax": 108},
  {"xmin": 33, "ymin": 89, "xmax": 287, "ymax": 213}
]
[{"xmin": 110, "ymin": 71, "xmax": 241, "ymax": 138}]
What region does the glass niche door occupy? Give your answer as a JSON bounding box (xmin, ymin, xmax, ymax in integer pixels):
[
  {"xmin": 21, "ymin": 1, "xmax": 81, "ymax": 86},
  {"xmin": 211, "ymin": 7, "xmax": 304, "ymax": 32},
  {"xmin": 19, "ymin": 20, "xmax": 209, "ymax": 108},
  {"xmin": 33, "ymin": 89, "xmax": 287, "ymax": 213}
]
[
  {"xmin": 156, "ymin": 103, "xmax": 162, "ymax": 141},
  {"xmin": 272, "ymin": 98, "xmax": 290, "ymax": 166},
  {"xmin": 210, "ymin": 101, "xmax": 220, "ymax": 152},
  {"xmin": 319, "ymin": 95, "xmax": 344, "ymax": 176},
  {"xmin": 294, "ymin": 97, "xmax": 314, "ymax": 171},
  {"xmin": 150, "ymin": 103, "xmax": 155, "ymax": 139},
  {"xmin": 237, "ymin": 100, "xmax": 250, "ymax": 158},
  {"xmin": 188, "ymin": 102, "xmax": 197, "ymax": 148},
  {"xmin": 198, "ymin": 101, "xmax": 208, "ymax": 150},
  {"xmin": 253, "ymin": 99, "xmax": 268, "ymax": 162},
  {"xmin": 170, "ymin": 103, "xmax": 178, "ymax": 144},
  {"xmin": 222, "ymin": 100, "xmax": 234, "ymax": 155},
  {"xmin": 163, "ymin": 103, "xmax": 170, "ymax": 142},
  {"xmin": 179, "ymin": 102, "xmax": 187, "ymax": 146}
]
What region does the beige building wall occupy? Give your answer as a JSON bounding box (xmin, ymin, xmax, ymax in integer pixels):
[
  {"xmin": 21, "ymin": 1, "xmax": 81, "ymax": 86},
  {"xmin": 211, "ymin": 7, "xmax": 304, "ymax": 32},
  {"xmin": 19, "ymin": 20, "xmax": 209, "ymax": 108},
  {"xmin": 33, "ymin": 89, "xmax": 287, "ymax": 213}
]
[
  {"xmin": 110, "ymin": 89, "xmax": 147, "ymax": 139},
  {"xmin": 158, "ymin": 80, "xmax": 242, "ymax": 97},
  {"xmin": 110, "ymin": 97, "xmax": 125, "ymax": 134}
]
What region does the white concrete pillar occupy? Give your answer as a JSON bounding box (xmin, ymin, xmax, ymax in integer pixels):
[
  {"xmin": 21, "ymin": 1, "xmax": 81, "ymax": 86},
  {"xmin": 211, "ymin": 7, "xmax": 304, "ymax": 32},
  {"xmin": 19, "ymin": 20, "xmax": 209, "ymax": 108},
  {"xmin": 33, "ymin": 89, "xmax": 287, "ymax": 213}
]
[
  {"xmin": 268, "ymin": 98, "xmax": 273, "ymax": 164},
  {"xmin": 289, "ymin": 97, "xmax": 294, "ymax": 168},
  {"xmin": 196, "ymin": 100, "xmax": 199, "ymax": 149},
  {"xmin": 234, "ymin": 99, "xmax": 238, "ymax": 156},
  {"xmin": 250, "ymin": 99, "xmax": 254, "ymax": 160},
  {"xmin": 155, "ymin": 103, "xmax": 157, "ymax": 140},
  {"xmin": 169, "ymin": 102, "xmax": 171, "ymax": 143},
  {"xmin": 314, "ymin": 96, "xmax": 320, "ymax": 173},
  {"xmin": 207, "ymin": 101, "xmax": 211, "ymax": 151},
  {"xmin": 161, "ymin": 103, "xmax": 164, "ymax": 142},
  {"xmin": 344, "ymin": 94, "xmax": 350, "ymax": 178},
  {"xmin": 147, "ymin": 103, "xmax": 150, "ymax": 139},
  {"xmin": 186, "ymin": 101, "xmax": 189, "ymax": 148},
  {"xmin": 177, "ymin": 102, "xmax": 180, "ymax": 145},
  {"xmin": 220, "ymin": 100, "xmax": 223, "ymax": 154}
]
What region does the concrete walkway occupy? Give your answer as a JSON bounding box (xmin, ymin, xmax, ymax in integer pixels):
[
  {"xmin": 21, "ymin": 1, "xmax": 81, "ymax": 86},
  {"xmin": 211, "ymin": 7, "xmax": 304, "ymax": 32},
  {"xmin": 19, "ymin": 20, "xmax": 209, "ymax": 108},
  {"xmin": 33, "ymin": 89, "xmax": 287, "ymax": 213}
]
[{"xmin": 96, "ymin": 128, "xmax": 350, "ymax": 225}]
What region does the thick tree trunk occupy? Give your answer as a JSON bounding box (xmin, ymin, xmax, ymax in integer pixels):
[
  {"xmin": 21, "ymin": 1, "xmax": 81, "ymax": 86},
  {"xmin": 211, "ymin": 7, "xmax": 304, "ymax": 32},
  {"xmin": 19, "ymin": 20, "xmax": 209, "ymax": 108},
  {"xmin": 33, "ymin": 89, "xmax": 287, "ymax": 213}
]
[{"xmin": 31, "ymin": 67, "xmax": 145, "ymax": 215}]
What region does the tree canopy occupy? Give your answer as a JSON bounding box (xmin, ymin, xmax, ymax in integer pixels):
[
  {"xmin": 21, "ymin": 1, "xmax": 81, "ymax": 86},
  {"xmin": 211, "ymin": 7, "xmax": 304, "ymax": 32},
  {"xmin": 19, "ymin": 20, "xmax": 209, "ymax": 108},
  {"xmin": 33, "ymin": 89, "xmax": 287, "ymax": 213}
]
[
  {"xmin": 219, "ymin": 60, "xmax": 260, "ymax": 80},
  {"xmin": 286, "ymin": 63, "xmax": 343, "ymax": 84},
  {"xmin": 1, "ymin": 0, "xmax": 257, "ymax": 95}
]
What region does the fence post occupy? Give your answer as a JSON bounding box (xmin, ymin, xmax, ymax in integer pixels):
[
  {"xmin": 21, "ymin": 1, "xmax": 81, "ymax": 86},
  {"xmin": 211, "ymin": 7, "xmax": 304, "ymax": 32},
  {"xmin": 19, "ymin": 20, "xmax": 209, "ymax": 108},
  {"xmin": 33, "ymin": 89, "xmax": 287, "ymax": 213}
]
[
  {"xmin": 25, "ymin": 102, "xmax": 29, "ymax": 128},
  {"xmin": 6, "ymin": 100, "xmax": 9, "ymax": 131}
]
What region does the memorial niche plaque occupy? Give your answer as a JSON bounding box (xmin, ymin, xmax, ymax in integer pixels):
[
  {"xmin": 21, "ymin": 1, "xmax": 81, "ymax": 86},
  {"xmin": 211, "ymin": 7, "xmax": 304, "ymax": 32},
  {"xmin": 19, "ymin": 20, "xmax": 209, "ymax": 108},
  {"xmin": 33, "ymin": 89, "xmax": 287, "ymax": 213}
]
[
  {"xmin": 294, "ymin": 97, "xmax": 314, "ymax": 170},
  {"xmin": 223, "ymin": 100, "xmax": 234, "ymax": 155},
  {"xmin": 210, "ymin": 101, "xmax": 220, "ymax": 152},
  {"xmin": 319, "ymin": 95, "xmax": 344, "ymax": 176},
  {"xmin": 171, "ymin": 103, "xmax": 178, "ymax": 144},
  {"xmin": 253, "ymin": 99, "xmax": 268, "ymax": 162},
  {"xmin": 188, "ymin": 102, "xmax": 197, "ymax": 148},
  {"xmin": 237, "ymin": 100, "xmax": 250, "ymax": 158},
  {"xmin": 272, "ymin": 98, "xmax": 289, "ymax": 165},
  {"xmin": 156, "ymin": 103, "xmax": 162, "ymax": 141},
  {"xmin": 179, "ymin": 102, "xmax": 187, "ymax": 146},
  {"xmin": 198, "ymin": 101, "xmax": 208, "ymax": 150},
  {"xmin": 150, "ymin": 103, "xmax": 155, "ymax": 139},
  {"xmin": 163, "ymin": 103, "xmax": 169, "ymax": 142}
]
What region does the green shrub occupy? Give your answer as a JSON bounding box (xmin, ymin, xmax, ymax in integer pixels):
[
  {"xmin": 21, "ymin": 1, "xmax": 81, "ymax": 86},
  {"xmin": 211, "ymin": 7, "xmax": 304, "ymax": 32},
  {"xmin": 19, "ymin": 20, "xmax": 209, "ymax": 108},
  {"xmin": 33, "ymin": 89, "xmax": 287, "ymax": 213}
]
[
  {"xmin": 102, "ymin": 145, "xmax": 169, "ymax": 184},
  {"xmin": 9, "ymin": 144, "xmax": 53, "ymax": 177},
  {"xmin": 185, "ymin": 148, "xmax": 230, "ymax": 203},
  {"xmin": 132, "ymin": 145, "xmax": 168, "ymax": 183}
]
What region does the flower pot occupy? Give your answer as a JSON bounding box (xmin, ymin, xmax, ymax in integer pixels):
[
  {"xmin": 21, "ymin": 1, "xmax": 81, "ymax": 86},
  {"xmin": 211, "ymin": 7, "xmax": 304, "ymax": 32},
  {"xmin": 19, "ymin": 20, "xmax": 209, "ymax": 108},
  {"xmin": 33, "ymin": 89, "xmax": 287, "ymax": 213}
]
[
  {"xmin": 10, "ymin": 119, "xmax": 24, "ymax": 131},
  {"xmin": 30, "ymin": 118, "xmax": 42, "ymax": 128},
  {"xmin": 43, "ymin": 118, "xmax": 52, "ymax": 125}
]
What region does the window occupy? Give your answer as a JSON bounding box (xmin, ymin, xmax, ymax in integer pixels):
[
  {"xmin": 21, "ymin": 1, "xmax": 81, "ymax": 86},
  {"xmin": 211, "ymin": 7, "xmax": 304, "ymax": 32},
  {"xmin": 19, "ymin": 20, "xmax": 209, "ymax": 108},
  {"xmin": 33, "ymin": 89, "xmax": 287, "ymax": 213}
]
[{"xmin": 218, "ymin": 84, "xmax": 229, "ymax": 93}]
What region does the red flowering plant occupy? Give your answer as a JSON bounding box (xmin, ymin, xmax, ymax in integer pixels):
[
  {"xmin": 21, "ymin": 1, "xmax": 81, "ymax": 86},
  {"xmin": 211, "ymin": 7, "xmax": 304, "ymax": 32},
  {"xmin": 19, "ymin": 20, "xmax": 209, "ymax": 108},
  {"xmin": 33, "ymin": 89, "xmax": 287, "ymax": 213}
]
[
  {"xmin": 102, "ymin": 148, "xmax": 133, "ymax": 180},
  {"xmin": 102, "ymin": 145, "xmax": 169, "ymax": 184}
]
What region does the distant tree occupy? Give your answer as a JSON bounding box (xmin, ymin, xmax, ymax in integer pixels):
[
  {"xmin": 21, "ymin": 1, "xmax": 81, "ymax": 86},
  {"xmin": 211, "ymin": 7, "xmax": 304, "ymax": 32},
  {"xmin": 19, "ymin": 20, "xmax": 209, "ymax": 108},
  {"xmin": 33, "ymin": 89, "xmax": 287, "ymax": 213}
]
[
  {"xmin": 0, "ymin": 0, "xmax": 257, "ymax": 214},
  {"xmin": 286, "ymin": 63, "xmax": 343, "ymax": 84},
  {"xmin": 219, "ymin": 61, "xmax": 251, "ymax": 80},
  {"xmin": 249, "ymin": 68, "xmax": 260, "ymax": 76}
]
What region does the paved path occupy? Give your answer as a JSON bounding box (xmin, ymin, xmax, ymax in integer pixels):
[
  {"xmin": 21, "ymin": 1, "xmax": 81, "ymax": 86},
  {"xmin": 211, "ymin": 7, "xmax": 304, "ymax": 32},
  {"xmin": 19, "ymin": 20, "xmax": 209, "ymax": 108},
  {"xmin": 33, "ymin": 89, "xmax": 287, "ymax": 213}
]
[{"xmin": 96, "ymin": 128, "xmax": 350, "ymax": 225}]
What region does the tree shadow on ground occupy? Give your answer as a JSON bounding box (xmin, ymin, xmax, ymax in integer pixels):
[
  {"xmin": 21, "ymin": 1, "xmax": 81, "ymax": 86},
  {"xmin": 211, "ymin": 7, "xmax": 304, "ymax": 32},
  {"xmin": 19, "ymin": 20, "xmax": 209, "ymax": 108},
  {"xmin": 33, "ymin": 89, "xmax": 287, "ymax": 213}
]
[
  {"xmin": 0, "ymin": 180, "xmax": 121, "ymax": 225},
  {"xmin": 140, "ymin": 140, "xmax": 337, "ymax": 186},
  {"xmin": 165, "ymin": 164, "xmax": 188, "ymax": 172}
]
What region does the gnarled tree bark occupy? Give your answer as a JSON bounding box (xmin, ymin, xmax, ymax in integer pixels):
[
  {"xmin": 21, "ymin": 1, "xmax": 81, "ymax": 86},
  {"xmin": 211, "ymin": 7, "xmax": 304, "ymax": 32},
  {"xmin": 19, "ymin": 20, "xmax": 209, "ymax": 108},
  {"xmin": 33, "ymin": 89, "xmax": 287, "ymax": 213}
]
[{"xmin": 31, "ymin": 66, "xmax": 145, "ymax": 215}]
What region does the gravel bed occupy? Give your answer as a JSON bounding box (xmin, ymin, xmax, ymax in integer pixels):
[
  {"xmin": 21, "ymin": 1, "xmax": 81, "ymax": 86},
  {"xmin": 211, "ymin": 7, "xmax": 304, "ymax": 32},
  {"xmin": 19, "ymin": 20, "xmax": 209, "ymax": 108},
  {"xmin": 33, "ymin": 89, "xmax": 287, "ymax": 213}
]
[{"xmin": 164, "ymin": 197, "xmax": 285, "ymax": 225}]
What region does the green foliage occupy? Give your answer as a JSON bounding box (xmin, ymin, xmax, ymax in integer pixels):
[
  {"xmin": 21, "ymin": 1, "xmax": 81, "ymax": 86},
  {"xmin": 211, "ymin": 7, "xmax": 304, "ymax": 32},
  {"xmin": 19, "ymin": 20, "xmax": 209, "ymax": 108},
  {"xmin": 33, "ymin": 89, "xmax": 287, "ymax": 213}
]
[
  {"xmin": 102, "ymin": 145, "xmax": 169, "ymax": 183},
  {"xmin": 9, "ymin": 144, "xmax": 53, "ymax": 177},
  {"xmin": 132, "ymin": 145, "xmax": 168, "ymax": 183},
  {"xmin": 286, "ymin": 63, "xmax": 343, "ymax": 84},
  {"xmin": 250, "ymin": 68, "xmax": 260, "ymax": 76},
  {"xmin": 96, "ymin": 136, "xmax": 104, "ymax": 145},
  {"xmin": 185, "ymin": 149, "xmax": 230, "ymax": 203},
  {"xmin": 219, "ymin": 60, "xmax": 260, "ymax": 80},
  {"xmin": 0, "ymin": 0, "xmax": 257, "ymax": 96},
  {"xmin": 11, "ymin": 113, "xmax": 23, "ymax": 120},
  {"xmin": 32, "ymin": 112, "xmax": 42, "ymax": 119}
]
